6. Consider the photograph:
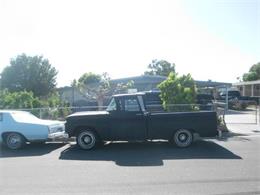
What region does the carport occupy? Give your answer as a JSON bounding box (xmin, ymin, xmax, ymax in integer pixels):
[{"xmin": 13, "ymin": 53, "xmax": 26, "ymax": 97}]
[{"xmin": 233, "ymin": 80, "xmax": 260, "ymax": 97}]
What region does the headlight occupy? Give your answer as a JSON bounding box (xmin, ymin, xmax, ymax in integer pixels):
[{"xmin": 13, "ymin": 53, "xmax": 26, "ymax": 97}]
[{"xmin": 48, "ymin": 125, "xmax": 64, "ymax": 134}]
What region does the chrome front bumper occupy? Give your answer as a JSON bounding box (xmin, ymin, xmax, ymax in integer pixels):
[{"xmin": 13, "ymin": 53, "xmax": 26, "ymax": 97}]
[{"xmin": 48, "ymin": 131, "xmax": 69, "ymax": 140}]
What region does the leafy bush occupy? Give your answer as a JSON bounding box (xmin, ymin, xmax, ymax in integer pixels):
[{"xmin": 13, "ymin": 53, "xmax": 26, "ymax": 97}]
[
  {"xmin": 0, "ymin": 90, "xmax": 41, "ymax": 109},
  {"xmin": 158, "ymin": 72, "xmax": 197, "ymax": 111},
  {"xmin": 229, "ymin": 99, "xmax": 248, "ymax": 110},
  {"xmin": 0, "ymin": 90, "xmax": 70, "ymax": 119}
]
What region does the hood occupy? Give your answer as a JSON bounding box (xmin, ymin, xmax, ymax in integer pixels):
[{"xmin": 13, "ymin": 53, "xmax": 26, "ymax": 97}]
[
  {"xmin": 35, "ymin": 119, "xmax": 65, "ymax": 126},
  {"xmin": 21, "ymin": 118, "xmax": 64, "ymax": 126},
  {"xmin": 67, "ymin": 111, "xmax": 109, "ymax": 118}
]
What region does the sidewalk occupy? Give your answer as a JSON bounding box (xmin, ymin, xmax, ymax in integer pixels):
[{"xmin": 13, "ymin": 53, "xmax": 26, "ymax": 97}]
[
  {"xmin": 227, "ymin": 123, "xmax": 260, "ymax": 136},
  {"xmin": 225, "ymin": 113, "xmax": 260, "ymax": 136}
]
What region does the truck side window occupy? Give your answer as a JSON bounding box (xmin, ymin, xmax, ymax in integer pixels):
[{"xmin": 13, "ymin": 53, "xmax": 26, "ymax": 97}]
[
  {"xmin": 107, "ymin": 98, "xmax": 117, "ymax": 111},
  {"xmin": 124, "ymin": 98, "xmax": 140, "ymax": 112},
  {"xmin": 0, "ymin": 113, "xmax": 3, "ymax": 121}
]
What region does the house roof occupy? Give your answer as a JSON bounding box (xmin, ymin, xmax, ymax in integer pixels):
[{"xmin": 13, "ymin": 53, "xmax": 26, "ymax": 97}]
[
  {"xmin": 233, "ymin": 80, "xmax": 260, "ymax": 86},
  {"xmin": 111, "ymin": 75, "xmax": 230, "ymax": 88},
  {"xmin": 111, "ymin": 75, "xmax": 167, "ymax": 84},
  {"xmin": 195, "ymin": 80, "xmax": 231, "ymax": 88}
]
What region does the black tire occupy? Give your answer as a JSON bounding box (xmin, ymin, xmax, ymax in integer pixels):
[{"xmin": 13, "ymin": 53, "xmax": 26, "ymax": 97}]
[
  {"xmin": 5, "ymin": 133, "xmax": 26, "ymax": 150},
  {"xmin": 76, "ymin": 130, "xmax": 98, "ymax": 150},
  {"xmin": 172, "ymin": 129, "xmax": 193, "ymax": 148}
]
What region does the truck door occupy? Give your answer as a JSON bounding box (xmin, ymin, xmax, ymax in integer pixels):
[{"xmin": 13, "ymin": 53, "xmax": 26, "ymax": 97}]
[{"xmin": 109, "ymin": 96, "xmax": 146, "ymax": 140}]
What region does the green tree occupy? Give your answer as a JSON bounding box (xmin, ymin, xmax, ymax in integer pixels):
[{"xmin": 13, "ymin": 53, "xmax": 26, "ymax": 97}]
[
  {"xmin": 77, "ymin": 72, "xmax": 132, "ymax": 110},
  {"xmin": 242, "ymin": 62, "xmax": 260, "ymax": 81},
  {"xmin": 158, "ymin": 72, "xmax": 197, "ymax": 111},
  {"xmin": 1, "ymin": 54, "xmax": 58, "ymax": 97},
  {"xmin": 0, "ymin": 90, "xmax": 41, "ymax": 109},
  {"xmin": 0, "ymin": 89, "xmax": 70, "ymax": 119},
  {"xmin": 144, "ymin": 59, "xmax": 175, "ymax": 76}
]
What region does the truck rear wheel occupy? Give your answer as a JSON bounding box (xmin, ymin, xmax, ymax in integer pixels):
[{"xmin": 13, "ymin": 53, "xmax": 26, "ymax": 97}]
[
  {"xmin": 76, "ymin": 130, "xmax": 97, "ymax": 150},
  {"xmin": 173, "ymin": 129, "xmax": 193, "ymax": 148}
]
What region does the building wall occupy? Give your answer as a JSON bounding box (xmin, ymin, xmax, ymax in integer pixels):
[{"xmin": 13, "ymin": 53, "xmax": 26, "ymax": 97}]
[
  {"xmin": 254, "ymin": 84, "xmax": 260, "ymax": 96},
  {"xmin": 237, "ymin": 86, "xmax": 243, "ymax": 95},
  {"xmin": 58, "ymin": 76, "xmax": 233, "ymax": 106},
  {"xmin": 233, "ymin": 80, "xmax": 260, "ymax": 98},
  {"xmin": 244, "ymin": 85, "xmax": 251, "ymax": 96}
]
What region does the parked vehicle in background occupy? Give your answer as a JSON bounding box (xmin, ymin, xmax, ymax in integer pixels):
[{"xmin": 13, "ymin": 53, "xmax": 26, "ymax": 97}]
[
  {"xmin": 65, "ymin": 93, "xmax": 218, "ymax": 150},
  {"xmin": 140, "ymin": 91, "xmax": 214, "ymax": 111},
  {"xmin": 217, "ymin": 89, "xmax": 258, "ymax": 109},
  {"xmin": 0, "ymin": 110, "xmax": 68, "ymax": 150},
  {"xmin": 196, "ymin": 94, "xmax": 214, "ymax": 110},
  {"xmin": 219, "ymin": 90, "xmax": 241, "ymax": 100},
  {"xmin": 142, "ymin": 91, "xmax": 164, "ymax": 112}
]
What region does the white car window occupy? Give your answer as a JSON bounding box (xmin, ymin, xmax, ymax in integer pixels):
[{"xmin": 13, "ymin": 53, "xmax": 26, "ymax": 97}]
[{"xmin": 11, "ymin": 112, "xmax": 40, "ymax": 123}]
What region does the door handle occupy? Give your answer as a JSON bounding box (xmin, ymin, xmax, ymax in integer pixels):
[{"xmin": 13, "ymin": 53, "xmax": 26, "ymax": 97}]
[
  {"xmin": 136, "ymin": 112, "xmax": 149, "ymax": 116},
  {"xmin": 136, "ymin": 113, "xmax": 143, "ymax": 116}
]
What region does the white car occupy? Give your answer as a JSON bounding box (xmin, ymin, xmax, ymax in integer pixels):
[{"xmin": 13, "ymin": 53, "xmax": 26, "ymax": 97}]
[{"xmin": 0, "ymin": 110, "xmax": 68, "ymax": 150}]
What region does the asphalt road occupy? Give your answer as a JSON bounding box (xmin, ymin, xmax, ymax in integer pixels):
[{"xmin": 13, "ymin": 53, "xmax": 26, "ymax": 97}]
[{"xmin": 0, "ymin": 135, "xmax": 260, "ymax": 195}]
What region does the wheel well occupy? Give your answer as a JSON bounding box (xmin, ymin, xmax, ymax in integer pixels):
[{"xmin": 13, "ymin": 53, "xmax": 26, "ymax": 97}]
[
  {"xmin": 2, "ymin": 132, "xmax": 28, "ymax": 142},
  {"xmin": 74, "ymin": 126, "xmax": 100, "ymax": 138},
  {"xmin": 187, "ymin": 129, "xmax": 196, "ymax": 134},
  {"xmin": 173, "ymin": 128, "xmax": 195, "ymax": 134},
  {"xmin": 171, "ymin": 128, "xmax": 196, "ymax": 140}
]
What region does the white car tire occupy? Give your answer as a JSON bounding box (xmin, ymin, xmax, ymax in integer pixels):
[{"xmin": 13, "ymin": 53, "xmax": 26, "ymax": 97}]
[{"xmin": 5, "ymin": 133, "xmax": 26, "ymax": 150}]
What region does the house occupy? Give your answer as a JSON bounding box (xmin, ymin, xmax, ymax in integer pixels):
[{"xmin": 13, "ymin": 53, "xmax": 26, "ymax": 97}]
[
  {"xmin": 58, "ymin": 75, "xmax": 231, "ymax": 106},
  {"xmin": 111, "ymin": 75, "xmax": 231, "ymax": 92},
  {"xmin": 57, "ymin": 86, "xmax": 97, "ymax": 107},
  {"xmin": 232, "ymin": 80, "xmax": 260, "ymax": 97},
  {"xmin": 111, "ymin": 75, "xmax": 166, "ymax": 92}
]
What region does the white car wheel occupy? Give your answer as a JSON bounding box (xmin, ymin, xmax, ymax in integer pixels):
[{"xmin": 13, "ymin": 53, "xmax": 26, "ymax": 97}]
[{"xmin": 5, "ymin": 133, "xmax": 25, "ymax": 150}]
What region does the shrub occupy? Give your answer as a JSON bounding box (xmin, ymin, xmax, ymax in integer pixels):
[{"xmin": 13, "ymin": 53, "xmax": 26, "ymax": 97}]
[{"xmin": 158, "ymin": 72, "xmax": 197, "ymax": 112}]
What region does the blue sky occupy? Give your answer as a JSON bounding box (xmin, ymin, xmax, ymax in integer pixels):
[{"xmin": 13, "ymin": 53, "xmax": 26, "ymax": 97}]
[{"xmin": 0, "ymin": 0, "xmax": 259, "ymax": 87}]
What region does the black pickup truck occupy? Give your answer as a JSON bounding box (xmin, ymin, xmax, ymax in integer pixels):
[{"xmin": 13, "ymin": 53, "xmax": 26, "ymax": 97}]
[{"xmin": 65, "ymin": 93, "xmax": 218, "ymax": 150}]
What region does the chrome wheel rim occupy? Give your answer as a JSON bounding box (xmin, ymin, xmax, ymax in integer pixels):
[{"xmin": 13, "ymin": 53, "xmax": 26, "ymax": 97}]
[
  {"xmin": 78, "ymin": 131, "xmax": 96, "ymax": 150},
  {"xmin": 7, "ymin": 134, "xmax": 23, "ymax": 149},
  {"xmin": 174, "ymin": 129, "xmax": 192, "ymax": 147},
  {"xmin": 83, "ymin": 136, "xmax": 91, "ymax": 144}
]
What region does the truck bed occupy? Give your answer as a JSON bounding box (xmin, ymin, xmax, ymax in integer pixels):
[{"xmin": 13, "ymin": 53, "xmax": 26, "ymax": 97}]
[{"xmin": 147, "ymin": 111, "xmax": 217, "ymax": 139}]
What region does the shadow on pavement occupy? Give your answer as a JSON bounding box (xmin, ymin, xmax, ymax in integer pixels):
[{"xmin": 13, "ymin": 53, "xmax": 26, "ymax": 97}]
[
  {"xmin": 59, "ymin": 140, "xmax": 242, "ymax": 166},
  {"xmin": 218, "ymin": 132, "xmax": 251, "ymax": 141},
  {"xmin": 0, "ymin": 142, "xmax": 66, "ymax": 158}
]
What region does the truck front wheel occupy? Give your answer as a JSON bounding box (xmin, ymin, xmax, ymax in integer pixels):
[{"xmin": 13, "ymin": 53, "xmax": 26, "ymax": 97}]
[
  {"xmin": 173, "ymin": 129, "xmax": 193, "ymax": 148},
  {"xmin": 76, "ymin": 130, "xmax": 97, "ymax": 150}
]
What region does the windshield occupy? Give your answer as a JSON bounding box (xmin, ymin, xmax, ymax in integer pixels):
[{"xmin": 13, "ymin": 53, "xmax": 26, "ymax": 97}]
[{"xmin": 106, "ymin": 98, "xmax": 117, "ymax": 111}]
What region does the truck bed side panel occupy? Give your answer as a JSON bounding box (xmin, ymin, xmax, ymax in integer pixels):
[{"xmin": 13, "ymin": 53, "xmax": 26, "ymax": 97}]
[{"xmin": 147, "ymin": 111, "xmax": 218, "ymax": 139}]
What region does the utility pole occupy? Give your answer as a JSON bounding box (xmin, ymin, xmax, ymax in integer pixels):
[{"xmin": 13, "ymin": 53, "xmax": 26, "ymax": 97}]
[{"xmin": 225, "ymin": 86, "xmax": 229, "ymax": 113}]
